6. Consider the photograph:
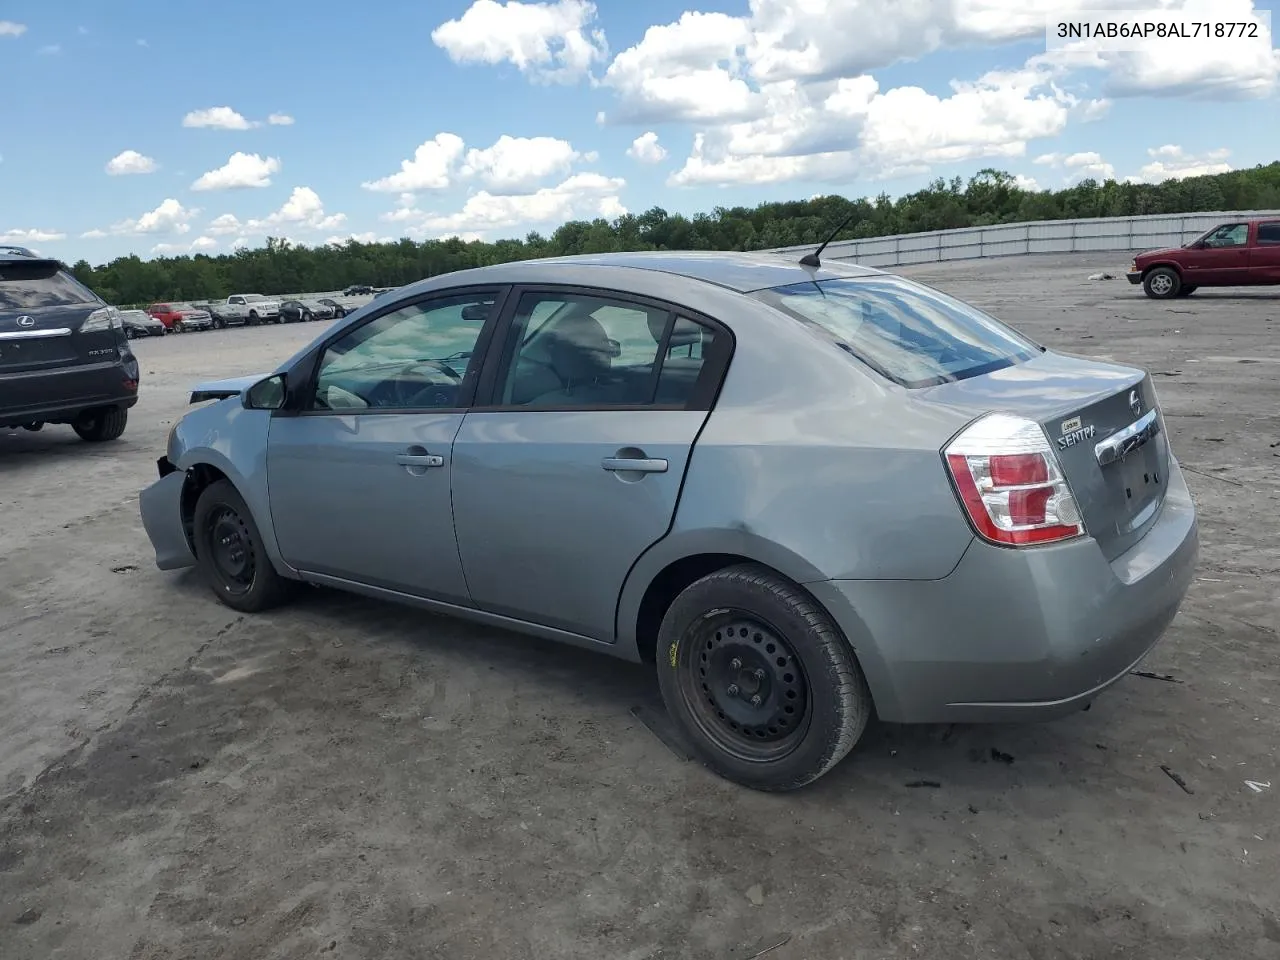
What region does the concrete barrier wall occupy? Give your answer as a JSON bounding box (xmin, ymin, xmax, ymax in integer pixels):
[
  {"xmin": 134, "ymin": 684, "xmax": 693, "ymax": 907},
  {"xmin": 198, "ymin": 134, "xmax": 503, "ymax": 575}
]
[{"xmin": 764, "ymin": 210, "xmax": 1280, "ymax": 268}]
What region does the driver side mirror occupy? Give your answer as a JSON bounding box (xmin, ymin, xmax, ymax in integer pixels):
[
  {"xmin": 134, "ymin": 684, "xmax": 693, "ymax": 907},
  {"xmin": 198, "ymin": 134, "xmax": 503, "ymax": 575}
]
[{"xmin": 243, "ymin": 373, "xmax": 287, "ymax": 410}]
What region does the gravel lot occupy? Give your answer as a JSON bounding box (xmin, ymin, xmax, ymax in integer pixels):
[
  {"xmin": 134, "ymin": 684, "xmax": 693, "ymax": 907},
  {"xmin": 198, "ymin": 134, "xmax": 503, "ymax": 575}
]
[{"xmin": 2, "ymin": 254, "xmax": 1277, "ymax": 960}]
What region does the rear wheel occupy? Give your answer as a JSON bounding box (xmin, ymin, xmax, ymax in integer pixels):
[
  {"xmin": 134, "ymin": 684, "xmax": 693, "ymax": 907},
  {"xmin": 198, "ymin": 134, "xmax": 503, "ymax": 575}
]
[
  {"xmin": 655, "ymin": 564, "xmax": 872, "ymax": 792},
  {"xmin": 193, "ymin": 479, "xmax": 293, "ymax": 613},
  {"xmin": 72, "ymin": 406, "xmax": 127, "ymax": 442},
  {"xmin": 1143, "ymin": 267, "xmax": 1181, "ymax": 299}
]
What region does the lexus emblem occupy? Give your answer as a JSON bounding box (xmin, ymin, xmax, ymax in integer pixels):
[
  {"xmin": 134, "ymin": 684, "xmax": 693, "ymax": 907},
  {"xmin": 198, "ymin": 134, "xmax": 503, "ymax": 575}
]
[
  {"xmin": 16, "ymin": 315, "xmax": 35, "ymax": 327},
  {"xmin": 1129, "ymin": 389, "xmax": 1142, "ymax": 417}
]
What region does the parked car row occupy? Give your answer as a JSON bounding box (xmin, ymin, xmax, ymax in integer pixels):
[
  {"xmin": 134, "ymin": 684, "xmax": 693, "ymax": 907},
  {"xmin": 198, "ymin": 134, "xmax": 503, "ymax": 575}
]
[{"xmin": 135, "ymin": 294, "xmax": 372, "ymax": 334}]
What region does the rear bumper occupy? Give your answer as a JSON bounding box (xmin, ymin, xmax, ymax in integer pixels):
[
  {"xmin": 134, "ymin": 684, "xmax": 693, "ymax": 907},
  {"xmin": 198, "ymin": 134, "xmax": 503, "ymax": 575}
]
[
  {"xmin": 139, "ymin": 460, "xmax": 196, "ymax": 570},
  {"xmin": 809, "ymin": 456, "xmax": 1199, "ymax": 724},
  {"xmin": 0, "ymin": 358, "xmax": 140, "ymax": 426},
  {"xmin": 1126, "ymin": 271, "xmax": 1143, "ymax": 285}
]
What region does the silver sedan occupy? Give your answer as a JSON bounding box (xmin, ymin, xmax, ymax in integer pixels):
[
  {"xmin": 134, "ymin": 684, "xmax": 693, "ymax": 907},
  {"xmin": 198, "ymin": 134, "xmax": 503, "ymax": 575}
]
[{"xmin": 139, "ymin": 251, "xmax": 1199, "ymax": 791}]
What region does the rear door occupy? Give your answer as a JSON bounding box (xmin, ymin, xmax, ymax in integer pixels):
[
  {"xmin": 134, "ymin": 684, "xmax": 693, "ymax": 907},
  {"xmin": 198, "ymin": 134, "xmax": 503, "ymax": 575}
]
[
  {"xmin": 1249, "ymin": 220, "xmax": 1280, "ymax": 282},
  {"xmin": 451, "ymin": 286, "xmax": 732, "ymax": 640},
  {"xmin": 0, "ymin": 259, "xmax": 118, "ymax": 375}
]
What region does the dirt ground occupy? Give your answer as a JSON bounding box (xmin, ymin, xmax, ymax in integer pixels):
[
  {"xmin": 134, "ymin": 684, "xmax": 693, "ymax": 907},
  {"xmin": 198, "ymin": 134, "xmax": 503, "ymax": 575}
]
[{"xmin": 1, "ymin": 254, "xmax": 1277, "ymax": 960}]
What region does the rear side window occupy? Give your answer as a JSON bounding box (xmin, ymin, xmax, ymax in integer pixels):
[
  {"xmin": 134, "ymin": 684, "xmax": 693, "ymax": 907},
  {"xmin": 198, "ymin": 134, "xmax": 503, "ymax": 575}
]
[
  {"xmin": 1258, "ymin": 222, "xmax": 1280, "ymax": 245},
  {"xmin": 0, "ymin": 260, "xmax": 100, "ymax": 311},
  {"xmin": 754, "ymin": 276, "xmax": 1039, "ymax": 389}
]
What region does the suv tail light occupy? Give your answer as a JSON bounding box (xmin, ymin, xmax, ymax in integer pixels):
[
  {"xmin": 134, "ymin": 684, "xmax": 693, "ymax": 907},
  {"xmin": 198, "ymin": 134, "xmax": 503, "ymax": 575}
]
[
  {"xmin": 81, "ymin": 307, "xmax": 122, "ymax": 332},
  {"xmin": 944, "ymin": 413, "xmax": 1084, "ymax": 546}
]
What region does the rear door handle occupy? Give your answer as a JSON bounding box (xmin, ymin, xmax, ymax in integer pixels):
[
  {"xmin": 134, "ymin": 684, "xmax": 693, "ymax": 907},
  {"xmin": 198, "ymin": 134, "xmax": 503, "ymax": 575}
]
[
  {"xmin": 602, "ymin": 457, "xmax": 668, "ymax": 473},
  {"xmin": 396, "ymin": 445, "xmax": 444, "ymax": 469}
]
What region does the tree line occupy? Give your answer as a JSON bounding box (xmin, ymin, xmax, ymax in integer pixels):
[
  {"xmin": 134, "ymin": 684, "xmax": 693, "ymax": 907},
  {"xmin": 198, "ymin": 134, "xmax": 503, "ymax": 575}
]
[{"xmin": 68, "ymin": 162, "xmax": 1280, "ymax": 307}]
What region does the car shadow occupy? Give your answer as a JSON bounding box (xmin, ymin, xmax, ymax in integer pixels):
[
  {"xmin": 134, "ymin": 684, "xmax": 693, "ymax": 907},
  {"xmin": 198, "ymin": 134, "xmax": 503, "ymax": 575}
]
[
  {"xmin": 0, "ymin": 427, "xmax": 136, "ymax": 469},
  {"xmin": 167, "ymin": 572, "xmax": 1138, "ymax": 797}
]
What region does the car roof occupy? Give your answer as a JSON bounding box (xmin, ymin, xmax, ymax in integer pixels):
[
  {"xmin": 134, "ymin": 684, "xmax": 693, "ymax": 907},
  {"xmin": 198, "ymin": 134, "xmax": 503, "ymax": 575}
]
[{"xmin": 405, "ymin": 250, "xmax": 886, "ymax": 295}]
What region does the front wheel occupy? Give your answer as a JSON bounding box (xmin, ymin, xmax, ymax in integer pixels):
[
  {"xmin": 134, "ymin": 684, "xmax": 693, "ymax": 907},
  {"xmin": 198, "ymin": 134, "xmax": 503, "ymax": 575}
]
[
  {"xmin": 193, "ymin": 479, "xmax": 293, "ymax": 613},
  {"xmin": 72, "ymin": 405, "xmax": 127, "ymax": 442},
  {"xmin": 173, "ymin": 320, "xmax": 185, "ymax": 333},
  {"xmin": 656, "ymin": 564, "xmax": 873, "ymax": 792},
  {"xmin": 1143, "ymin": 267, "xmax": 1181, "ymax": 299}
]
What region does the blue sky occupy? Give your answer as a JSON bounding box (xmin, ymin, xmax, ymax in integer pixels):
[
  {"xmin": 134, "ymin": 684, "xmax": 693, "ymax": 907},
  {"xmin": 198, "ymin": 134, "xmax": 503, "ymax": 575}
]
[{"xmin": 2, "ymin": 0, "xmax": 1277, "ymax": 264}]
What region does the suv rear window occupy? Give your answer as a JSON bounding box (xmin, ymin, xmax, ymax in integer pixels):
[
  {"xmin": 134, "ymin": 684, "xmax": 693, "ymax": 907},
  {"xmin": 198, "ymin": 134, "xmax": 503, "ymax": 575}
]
[
  {"xmin": 754, "ymin": 276, "xmax": 1040, "ymax": 389},
  {"xmin": 0, "ymin": 260, "xmax": 100, "ymax": 311}
]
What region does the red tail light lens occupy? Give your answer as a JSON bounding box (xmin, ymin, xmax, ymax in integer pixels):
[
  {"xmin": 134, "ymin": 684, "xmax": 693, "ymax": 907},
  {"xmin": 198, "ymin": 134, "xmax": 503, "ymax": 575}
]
[{"xmin": 944, "ymin": 414, "xmax": 1084, "ymax": 546}]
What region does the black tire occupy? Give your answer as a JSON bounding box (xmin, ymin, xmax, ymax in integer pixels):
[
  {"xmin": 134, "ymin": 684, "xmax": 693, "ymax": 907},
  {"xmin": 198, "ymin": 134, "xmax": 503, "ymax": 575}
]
[
  {"xmin": 72, "ymin": 405, "xmax": 128, "ymax": 442},
  {"xmin": 125, "ymin": 326, "xmax": 138, "ymax": 339},
  {"xmin": 173, "ymin": 320, "xmax": 185, "ymax": 333},
  {"xmin": 248, "ymin": 311, "xmax": 259, "ymax": 326},
  {"xmin": 655, "ymin": 563, "xmax": 872, "ymax": 792},
  {"xmin": 302, "ymin": 310, "xmax": 313, "ymax": 322},
  {"xmin": 192, "ymin": 479, "xmax": 293, "ymax": 613},
  {"xmin": 1175, "ymin": 285, "xmax": 1198, "ymax": 297},
  {"xmin": 22, "ymin": 422, "xmax": 43, "ymax": 432},
  {"xmin": 1142, "ymin": 267, "xmax": 1181, "ymax": 299}
]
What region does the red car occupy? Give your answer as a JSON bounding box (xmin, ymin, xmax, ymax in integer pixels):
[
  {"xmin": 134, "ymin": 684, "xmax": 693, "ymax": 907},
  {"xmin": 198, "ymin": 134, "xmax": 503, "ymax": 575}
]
[
  {"xmin": 147, "ymin": 302, "xmax": 213, "ymax": 332},
  {"xmin": 1127, "ymin": 217, "xmax": 1280, "ymax": 299}
]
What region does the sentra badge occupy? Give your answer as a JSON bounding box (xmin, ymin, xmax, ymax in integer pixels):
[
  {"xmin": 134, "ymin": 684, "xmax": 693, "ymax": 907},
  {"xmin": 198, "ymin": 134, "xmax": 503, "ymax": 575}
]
[{"xmin": 1057, "ymin": 415, "xmax": 1096, "ymax": 450}]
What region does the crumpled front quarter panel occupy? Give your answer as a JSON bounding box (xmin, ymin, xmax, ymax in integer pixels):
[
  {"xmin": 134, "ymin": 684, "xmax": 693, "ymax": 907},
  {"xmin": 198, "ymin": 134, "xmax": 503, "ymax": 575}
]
[{"xmin": 171, "ymin": 399, "xmax": 290, "ymax": 573}]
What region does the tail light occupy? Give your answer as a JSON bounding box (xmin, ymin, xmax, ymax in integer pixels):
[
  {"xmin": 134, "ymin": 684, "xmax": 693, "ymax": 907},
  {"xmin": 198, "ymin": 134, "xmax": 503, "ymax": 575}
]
[
  {"xmin": 81, "ymin": 307, "xmax": 123, "ymax": 332},
  {"xmin": 944, "ymin": 413, "xmax": 1084, "ymax": 546}
]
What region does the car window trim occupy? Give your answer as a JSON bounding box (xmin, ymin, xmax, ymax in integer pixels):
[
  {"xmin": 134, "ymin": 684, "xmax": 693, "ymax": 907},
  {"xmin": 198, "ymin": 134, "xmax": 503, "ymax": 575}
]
[
  {"xmin": 471, "ymin": 282, "xmax": 735, "ymax": 413},
  {"xmin": 279, "ymin": 283, "xmax": 512, "ymax": 418}
]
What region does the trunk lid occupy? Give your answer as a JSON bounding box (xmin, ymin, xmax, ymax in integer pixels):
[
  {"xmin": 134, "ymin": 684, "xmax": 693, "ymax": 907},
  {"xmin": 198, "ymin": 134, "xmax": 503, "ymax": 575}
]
[{"xmin": 921, "ymin": 351, "xmax": 1170, "ymax": 560}]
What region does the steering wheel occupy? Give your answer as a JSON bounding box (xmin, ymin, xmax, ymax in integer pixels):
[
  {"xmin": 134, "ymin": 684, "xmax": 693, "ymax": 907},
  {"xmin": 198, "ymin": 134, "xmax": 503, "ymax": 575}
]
[{"xmin": 390, "ymin": 358, "xmax": 463, "ymax": 407}]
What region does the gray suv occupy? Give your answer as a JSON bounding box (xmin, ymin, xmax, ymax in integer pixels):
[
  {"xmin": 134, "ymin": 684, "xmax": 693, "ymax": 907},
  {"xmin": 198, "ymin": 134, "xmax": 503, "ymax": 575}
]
[{"xmin": 0, "ymin": 252, "xmax": 140, "ymax": 441}]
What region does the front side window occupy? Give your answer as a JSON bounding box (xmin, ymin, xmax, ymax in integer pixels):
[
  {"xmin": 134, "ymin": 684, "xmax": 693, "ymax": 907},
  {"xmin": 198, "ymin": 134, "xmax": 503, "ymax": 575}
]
[
  {"xmin": 754, "ymin": 276, "xmax": 1040, "ymax": 389},
  {"xmin": 495, "ymin": 291, "xmax": 716, "ymax": 407},
  {"xmin": 1202, "ymin": 223, "xmax": 1248, "ymax": 247},
  {"xmin": 311, "ymin": 292, "xmax": 498, "ymax": 411}
]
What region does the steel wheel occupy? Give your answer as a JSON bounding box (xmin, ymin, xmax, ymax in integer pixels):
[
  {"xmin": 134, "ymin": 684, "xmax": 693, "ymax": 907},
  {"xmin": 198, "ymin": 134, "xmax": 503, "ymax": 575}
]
[
  {"xmin": 204, "ymin": 505, "xmax": 257, "ymax": 596},
  {"xmin": 676, "ymin": 610, "xmax": 812, "ymax": 763}
]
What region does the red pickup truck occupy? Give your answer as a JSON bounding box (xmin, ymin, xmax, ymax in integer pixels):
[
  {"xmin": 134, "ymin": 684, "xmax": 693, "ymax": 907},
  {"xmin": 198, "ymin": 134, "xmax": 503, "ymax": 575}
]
[{"xmin": 1127, "ymin": 217, "xmax": 1280, "ymax": 299}]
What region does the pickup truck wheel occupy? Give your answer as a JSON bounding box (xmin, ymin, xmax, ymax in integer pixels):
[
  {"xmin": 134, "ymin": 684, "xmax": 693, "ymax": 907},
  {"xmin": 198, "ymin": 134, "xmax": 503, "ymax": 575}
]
[
  {"xmin": 193, "ymin": 480, "xmax": 293, "ymax": 613},
  {"xmin": 173, "ymin": 320, "xmax": 185, "ymax": 333},
  {"xmin": 1176, "ymin": 285, "xmax": 1198, "ymax": 297},
  {"xmin": 1143, "ymin": 267, "xmax": 1181, "ymax": 299},
  {"xmin": 248, "ymin": 311, "xmax": 260, "ymax": 326},
  {"xmin": 72, "ymin": 406, "xmax": 128, "ymax": 442},
  {"xmin": 656, "ymin": 563, "xmax": 873, "ymax": 792}
]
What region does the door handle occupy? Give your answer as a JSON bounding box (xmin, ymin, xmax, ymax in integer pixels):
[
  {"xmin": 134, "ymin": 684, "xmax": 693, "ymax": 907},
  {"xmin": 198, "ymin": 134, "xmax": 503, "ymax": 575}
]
[
  {"xmin": 602, "ymin": 457, "xmax": 668, "ymax": 473},
  {"xmin": 396, "ymin": 447, "xmax": 444, "ymax": 468}
]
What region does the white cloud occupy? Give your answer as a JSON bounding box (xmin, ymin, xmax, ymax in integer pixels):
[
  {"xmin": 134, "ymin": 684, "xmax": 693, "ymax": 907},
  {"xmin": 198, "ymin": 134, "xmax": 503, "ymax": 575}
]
[
  {"xmin": 1133, "ymin": 144, "xmax": 1233, "ymax": 183},
  {"xmin": 191, "ymin": 152, "xmax": 281, "ymax": 191},
  {"xmin": 627, "ymin": 131, "xmax": 668, "ymax": 163},
  {"xmin": 603, "ymin": 12, "xmax": 757, "ymax": 123},
  {"xmin": 206, "ymin": 214, "xmax": 243, "ymax": 236},
  {"xmin": 668, "ymin": 61, "xmax": 1075, "ymax": 186},
  {"xmin": 416, "ymin": 172, "xmax": 626, "ymax": 237},
  {"xmin": 431, "ymin": 0, "xmax": 608, "ymax": 83},
  {"xmin": 0, "ymin": 21, "xmax": 27, "ymax": 37},
  {"xmin": 152, "ymin": 236, "xmax": 219, "ymax": 256},
  {"xmin": 326, "ymin": 232, "xmax": 395, "ymax": 245},
  {"xmin": 1012, "ymin": 173, "xmax": 1041, "ymax": 191},
  {"xmin": 86, "ymin": 198, "xmax": 197, "ymax": 237},
  {"xmin": 1034, "ymin": 150, "xmax": 1117, "ymax": 182},
  {"xmin": 183, "ymin": 106, "xmax": 257, "ymax": 129},
  {"xmin": 460, "ymin": 135, "xmax": 584, "ymax": 190},
  {"xmin": 362, "ymin": 133, "xmax": 466, "ymax": 192},
  {"xmin": 105, "ymin": 150, "xmax": 158, "ymax": 175},
  {"xmin": 244, "ymin": 187, "xmax": 346, "ymax": 233},
  {"xmin": 268, "ymin": 113, "xmax": 295, "ymax": 126},
  {"xmin": 0, "ymin": 227, "xmax": 65, "ymax": 244}
]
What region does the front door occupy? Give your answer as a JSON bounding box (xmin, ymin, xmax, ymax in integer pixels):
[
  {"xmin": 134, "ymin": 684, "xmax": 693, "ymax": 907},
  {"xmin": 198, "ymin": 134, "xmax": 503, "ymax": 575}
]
[
  {"xmin": 1183, "ymin": 222, "xmax": 1252, "ymax": 285},
  {"xmin": 452, "ymin": 287, "xmax": 729, "ymax": 640},
  {"xmin": 267, "ymin": 288, "xmax": 505, "ymax": 603}
]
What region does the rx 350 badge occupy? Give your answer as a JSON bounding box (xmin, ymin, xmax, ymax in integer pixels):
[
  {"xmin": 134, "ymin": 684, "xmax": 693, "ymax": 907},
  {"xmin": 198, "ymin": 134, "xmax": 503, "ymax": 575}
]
[{"xmin": 1057, "ymin": 415, "xmax": 1096, "ymax": 450}]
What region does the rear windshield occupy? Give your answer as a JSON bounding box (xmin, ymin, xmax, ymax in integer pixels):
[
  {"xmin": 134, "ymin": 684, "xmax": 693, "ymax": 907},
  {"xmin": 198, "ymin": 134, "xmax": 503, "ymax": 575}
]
[
  {"xmin": 753, "ymin": 276, "xmax": 1039, "ymax": 389},
  {"xmin": 0, "ymin": 261, "xmax": 100, "ymax": 311}
]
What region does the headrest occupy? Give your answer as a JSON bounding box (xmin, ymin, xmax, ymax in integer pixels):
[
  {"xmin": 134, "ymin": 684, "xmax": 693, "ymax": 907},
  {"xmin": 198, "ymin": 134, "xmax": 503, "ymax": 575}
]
[
  {"xmin": 545, "ymin": 313, "xmax": 614, "ymax": 384},
  {"xmin": 647, "ymin": 313, "xmax": 703, "ymax": 350}
]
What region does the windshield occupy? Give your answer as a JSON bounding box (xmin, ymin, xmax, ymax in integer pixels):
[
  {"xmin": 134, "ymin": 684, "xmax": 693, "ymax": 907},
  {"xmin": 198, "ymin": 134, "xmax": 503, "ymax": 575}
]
[
  {"xmin": 0, "ymin": 261, "xmax": 100, "ymax": 311},
  {"xmin": 243, "ymin": 294, "xmax": 266, "ymax": 302},
  {"xmin": 754, "ymin": 276, "xmax": 1039, "ymax": 389}
]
